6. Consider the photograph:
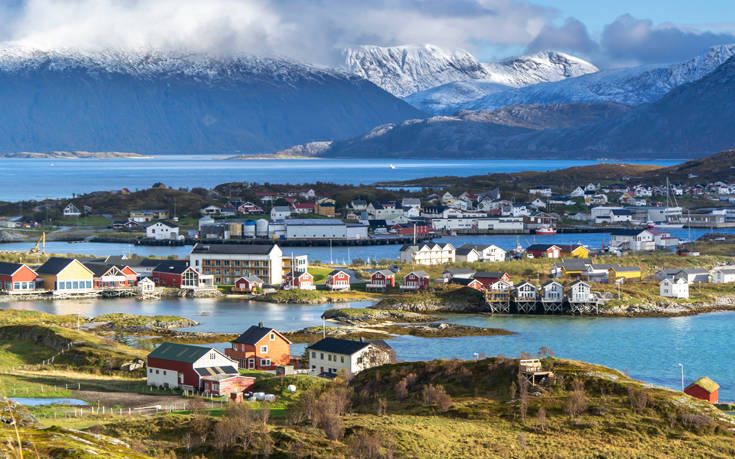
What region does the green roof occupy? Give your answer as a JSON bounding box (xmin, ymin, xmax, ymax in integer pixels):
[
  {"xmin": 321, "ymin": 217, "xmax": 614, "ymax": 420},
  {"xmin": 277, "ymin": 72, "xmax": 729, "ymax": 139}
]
[
  {"xmin": 687, "ymin": 376, "xmax": 720, "ymax": 393},
  {"xmin": 148, "ymin": 342, "xmax": 211, "ymax": 363}
]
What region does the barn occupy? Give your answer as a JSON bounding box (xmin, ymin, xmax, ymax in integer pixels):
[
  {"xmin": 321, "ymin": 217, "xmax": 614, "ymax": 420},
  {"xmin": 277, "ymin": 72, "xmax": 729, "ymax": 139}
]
[
  {"xmin": 146, "ymin": 342, "xmax": 250, "ymax": 394},
  {"xmin": 684, "ymin": 377, "xmax": 719, "ymax": 403}
]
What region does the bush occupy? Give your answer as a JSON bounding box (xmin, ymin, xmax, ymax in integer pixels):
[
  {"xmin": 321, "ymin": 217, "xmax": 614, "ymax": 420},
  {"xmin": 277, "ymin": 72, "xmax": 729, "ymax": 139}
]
[
  {"xmin": 627, "ymin": 385, "xmax": 650, "ymax": 413},
  {"xmin": 566, "ymin": 379, "xmax": 587, "ymax": 419},
  {"xmin": 421, "ymin": 384, "xmax": 452, "ymax": 412},
  {"xmin": 348, "ymin": 430, "xmax": 391, "ymax": 459}
]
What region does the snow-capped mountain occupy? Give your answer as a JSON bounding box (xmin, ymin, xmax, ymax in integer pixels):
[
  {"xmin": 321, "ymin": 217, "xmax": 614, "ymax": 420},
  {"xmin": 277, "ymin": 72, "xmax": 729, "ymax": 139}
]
[
  {"xmin": 342, "ymin": 44, "xmax": 488, "ymax": 97},
  {"xmin": 342, "ymin": 45, "xmax": 598, "ymax": 97},
  {"xmin": 0, "ymin": 46, "xmax": 423, "ymax": 154},
  {"xmin": 481, "ymin": 51, "xmax": 599, "ymax": 87},
  {"xmin": 423, "ymin": 44, "xmax": 735, "ymax": 114}
]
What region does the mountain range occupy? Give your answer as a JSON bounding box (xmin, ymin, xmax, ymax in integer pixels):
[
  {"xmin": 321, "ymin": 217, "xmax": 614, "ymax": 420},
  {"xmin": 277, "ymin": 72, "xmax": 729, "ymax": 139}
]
[
  {"xmin": 405, "ymin": 44, "xmax": 735, "ymax": 115},
  {"xmin": 343, "ymin": 45, "xmax": 598, "ymax": 98},
  {"xmin": 315, "ymin": 53, "xmax": 735, "ymax": 159},
  {"xmin": 0, "ymin": 47, "xmax": 422, "ymax": 155}
]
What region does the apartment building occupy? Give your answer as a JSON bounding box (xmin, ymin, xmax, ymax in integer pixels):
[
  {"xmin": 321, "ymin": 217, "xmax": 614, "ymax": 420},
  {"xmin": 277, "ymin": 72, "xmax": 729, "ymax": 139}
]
[{"xmin": 189, "ymin": 243, "xmax": 283, "ymax": 285}]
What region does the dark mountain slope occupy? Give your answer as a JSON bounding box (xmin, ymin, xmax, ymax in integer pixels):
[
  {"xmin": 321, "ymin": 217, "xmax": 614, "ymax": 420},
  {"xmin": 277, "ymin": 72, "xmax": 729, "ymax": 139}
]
[
  {"xmin": 0, "ymin": 51, "xmax": 424, "ymax": 154},
  {"xmin": 322, "ymin": 102, "xmax": 629, "ymax": 158}
]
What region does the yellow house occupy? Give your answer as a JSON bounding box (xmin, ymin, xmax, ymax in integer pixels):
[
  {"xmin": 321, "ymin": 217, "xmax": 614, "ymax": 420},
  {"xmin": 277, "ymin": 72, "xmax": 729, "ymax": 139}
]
[
  {"xmin": 608, "ymin": 265, "xmax": 642, "ymax": 284},
  {"xmin": 35, "ymin": 257, "xmax": 95, "ymax": 293},
  {"xmin": 559, "ymin": 245, "xmax": 589, "ymax": 259}
]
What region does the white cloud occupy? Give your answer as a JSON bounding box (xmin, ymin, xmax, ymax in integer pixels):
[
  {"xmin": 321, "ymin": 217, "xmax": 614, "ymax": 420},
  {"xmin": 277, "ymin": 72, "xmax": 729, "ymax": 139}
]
[{"xmin": 0, "ymin": 0, "xmax": 557, "ymax": 64}]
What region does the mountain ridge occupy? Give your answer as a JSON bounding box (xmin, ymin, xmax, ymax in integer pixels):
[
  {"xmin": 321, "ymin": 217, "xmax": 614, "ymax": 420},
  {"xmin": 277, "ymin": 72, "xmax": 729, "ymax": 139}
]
[
  {"xmin": 342, "ymin": 44, "xmax": 597, "ymax": 97},
  {"xmin": 0, "ymin": 47, "xmax": 424, "ymax": 155},
  {"xmin": 411, "ymin": 43, "xmax": 735, "ymax": 115}
]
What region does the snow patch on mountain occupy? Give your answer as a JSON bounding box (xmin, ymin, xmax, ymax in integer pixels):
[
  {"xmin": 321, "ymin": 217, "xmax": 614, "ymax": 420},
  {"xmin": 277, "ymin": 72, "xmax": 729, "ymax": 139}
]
[
  {"xmin": 342, "ymin": 45, "xmax": 598, "ymax": 98},
  {"xmin": 0, "ymin": 45, "xmax": 348, "ymax": 83}
]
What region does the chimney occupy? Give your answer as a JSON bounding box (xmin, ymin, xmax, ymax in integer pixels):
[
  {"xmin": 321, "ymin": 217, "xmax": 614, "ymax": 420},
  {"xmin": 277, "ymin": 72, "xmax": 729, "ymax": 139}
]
[
  {"xmin": 258, "ymin": 321, "xmax": 263, "ymax": 328},
  {"xmin": 360, "ymin": 336, "xmax": 364, "ymax": 343}
]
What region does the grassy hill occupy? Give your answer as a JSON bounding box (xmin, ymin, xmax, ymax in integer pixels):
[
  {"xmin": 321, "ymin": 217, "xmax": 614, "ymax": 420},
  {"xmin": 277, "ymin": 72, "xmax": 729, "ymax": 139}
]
[{"xmin": 95, "ymin": 357, "xmax": 734, "ymax": 457}]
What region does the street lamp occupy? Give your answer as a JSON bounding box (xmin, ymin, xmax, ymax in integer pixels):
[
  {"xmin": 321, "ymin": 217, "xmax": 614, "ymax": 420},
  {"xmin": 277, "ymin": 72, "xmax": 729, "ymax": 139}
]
[
  {"xmin": 473, "ymin": 352, "xmax": 479, "ymax": 360},
  {"xmin": 677, "ymin": 363, "xmax": 684, "ymax": 391}
]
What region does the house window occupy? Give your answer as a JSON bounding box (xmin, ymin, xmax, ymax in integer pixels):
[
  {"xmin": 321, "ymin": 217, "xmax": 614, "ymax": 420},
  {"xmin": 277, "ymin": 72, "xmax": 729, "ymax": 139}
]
[
  {"xmin": 210, "ymin": 353, "xmax": 215, "ymax": 359},
  {"xmin": 311, "ymin": 351, "xmax": 316, "ymax": 358},
  {"xmin": 163, "ymin": 371, "xmax": 166, "ymax": 375},
  {"xmin": 340, "ymin": 356, "xmax": 344, "ymax": 363},
  {"xmin": 260, "ymin": 345, "xmax": 268, "ymax": 353},
  {"xmin": 149, "ymin": 369, "xmax": 152, "ymax": 373},
  {"xmin": 270, "ymin": 333, "xmax": 275, "ymax": 341},
  {"xmin": 156, "ymin": 369, "xmax": 159, "ymax": 374},
  {"xmin": 261, "ymin": 359, "xmax": 271, "ymax": 366}
]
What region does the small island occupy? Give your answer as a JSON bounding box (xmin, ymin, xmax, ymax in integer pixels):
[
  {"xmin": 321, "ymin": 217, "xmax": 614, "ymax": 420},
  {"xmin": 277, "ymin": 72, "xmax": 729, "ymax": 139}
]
[{"xmin": 0, "ymin": 151, "xmax": 151, "ymax": 159}]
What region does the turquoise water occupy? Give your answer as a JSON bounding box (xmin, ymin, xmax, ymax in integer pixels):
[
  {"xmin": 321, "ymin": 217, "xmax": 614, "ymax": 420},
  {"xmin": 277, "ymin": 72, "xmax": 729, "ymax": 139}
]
[
  {"xmin": 0, "ymin": 157, "xmax": 680, "ymax": 202},
  {"xmin": 2, "ymin": 296, "xmax": 733, "ymax": 402},
  {"xmin": 10, "ymin": 398, "xmax": 87, "ymax": 406}
]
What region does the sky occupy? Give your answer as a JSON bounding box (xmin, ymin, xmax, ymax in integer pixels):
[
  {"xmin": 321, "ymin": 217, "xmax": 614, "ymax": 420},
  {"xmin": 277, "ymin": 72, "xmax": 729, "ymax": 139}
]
[{"xmin": 0, "ymin": 0, "xmax": 734, "ymax": 68}]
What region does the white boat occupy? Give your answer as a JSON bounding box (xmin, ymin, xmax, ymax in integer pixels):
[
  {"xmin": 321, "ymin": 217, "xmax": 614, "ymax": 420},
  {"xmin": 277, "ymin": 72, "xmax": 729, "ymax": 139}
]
[
  {"xmin": 389, "ymin": 164, "xmax": 396, "ymax": 169},
  {"xmin": 535, "ymin": 226, "xmax": 557, "ymax": 235},
  {"xmin": 647, "ymin": 221, "xmax": 684, "ymax": 230}
]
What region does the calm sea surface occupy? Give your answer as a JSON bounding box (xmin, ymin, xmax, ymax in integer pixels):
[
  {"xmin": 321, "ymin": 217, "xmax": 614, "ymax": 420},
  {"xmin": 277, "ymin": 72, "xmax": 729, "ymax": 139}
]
[
  {"xmin": 0, "ymin": 156, "xmax": 680, "ymax": 202},
  {"xmin": 2, "ymin": 296, "xmax": 733, "ymax": 402},
  {"xmin": 0, "ymin": 227, "xmax": 729, "ymax": 260}
]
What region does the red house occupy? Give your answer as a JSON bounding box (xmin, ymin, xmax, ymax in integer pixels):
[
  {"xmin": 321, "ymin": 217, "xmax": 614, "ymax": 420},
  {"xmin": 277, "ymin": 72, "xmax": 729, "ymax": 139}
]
[
  {"xmin": 392, "ymin": 223, "xmax": 430, "ymax": 236},
  {"xmin": 283, "ymin": 271, "xmax": 315, "ymax": 290},
  {"xmin": 147, "ymin": 342, "xmax": 245, "ymax": 393},
  {"xmin": 225, "ymin": 323, "xmax": 292, "ymax": 370},
  {"xmin": 326, "ymin": 270, "xmax": 350, "ymax": 291},
  {"xmin": 152, "ymin": 261, "xmax": 201, "ymax": 288},
  {"xmin": 366, "ymin": 269, "xmax": 395, "ymax": 292},
  {"xmin": 201, "ymin": 373, "xmax": 255, "ymax": 397},
  {"xmin": 232, "ymin": 275, "xmax": 264, "ymax": 293},
  {"xmin": 453, "ymin": 278, "xmax": 484, "ymax": 291},
  {"xmin": 401, "ymin": 271, "xmax": 430, "ymax": 291},
  {"xmin": 472, "ymin": 271, "xmax": 512, "ymax": 288},
  {"xmin": 0, "ymin": 262, "xmax": 38, "ymax": 294},
  {"xmin": 526, "ymin": 244, "xmax": 561, "ymax": 259},
  {"xmin": 684, "ymin": 377, "xmax": 719, "ymax": 403}
]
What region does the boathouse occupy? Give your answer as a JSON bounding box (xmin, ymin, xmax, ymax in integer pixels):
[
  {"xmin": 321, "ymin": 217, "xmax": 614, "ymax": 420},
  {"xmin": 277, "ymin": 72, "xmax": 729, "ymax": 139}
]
[{"xmin": 684, "ymin": 377, "xmax": 719, "ymax": 403}]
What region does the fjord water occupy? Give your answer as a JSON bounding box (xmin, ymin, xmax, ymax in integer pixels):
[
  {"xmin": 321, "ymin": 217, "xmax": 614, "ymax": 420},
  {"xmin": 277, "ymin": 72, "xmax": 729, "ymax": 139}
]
[
  {"xmin": 0, "ymin": 227, "xmax": 730, "ymax": 261},
  {"xmin": 3, "ymin": 296, "xmax": 733, "ymax": 401},
  {"xmin": 0, "ymin": 156, "xmax": 680, "ymax": 202}
]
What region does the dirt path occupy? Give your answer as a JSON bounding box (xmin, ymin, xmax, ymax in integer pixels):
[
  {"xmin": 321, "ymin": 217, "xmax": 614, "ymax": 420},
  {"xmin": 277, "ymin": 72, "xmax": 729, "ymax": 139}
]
[{"xmin": 73, "ymin": 389, "xmax": 185, "ymax": 409}]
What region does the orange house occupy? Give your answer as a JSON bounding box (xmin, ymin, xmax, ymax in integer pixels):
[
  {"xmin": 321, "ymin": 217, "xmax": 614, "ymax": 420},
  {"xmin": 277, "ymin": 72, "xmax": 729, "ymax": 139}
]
[{"xmin": 225, "ymin": 323, "xmax": 291, "ymax": 370}]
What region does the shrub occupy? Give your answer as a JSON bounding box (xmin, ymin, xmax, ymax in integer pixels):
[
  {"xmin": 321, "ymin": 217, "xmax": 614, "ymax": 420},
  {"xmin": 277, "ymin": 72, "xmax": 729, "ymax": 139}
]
[
  {"xmin": 627, "ymin": 385, "xmax": 650, "ymax": 413},
  {"xmin": 347, "ymin": 430, "xmax": 390, "ymax": 459},
  {"xmin": 681, "ymin": 412, "xmax": 714, "ymax": 432},
  {"xmin": 422, "ymin": 384, "xmax": 452, "ymax": 412},
  {"xmin": 566, "ymin": 379, "xmax": 587, "ymax": 419},
  {"xmin": 536, "ymin": 406, "xmax": 547, "ymax": 432},
  {"xmin": 394, "ymin": 378, "xmax": 408, "ymax": 400}
]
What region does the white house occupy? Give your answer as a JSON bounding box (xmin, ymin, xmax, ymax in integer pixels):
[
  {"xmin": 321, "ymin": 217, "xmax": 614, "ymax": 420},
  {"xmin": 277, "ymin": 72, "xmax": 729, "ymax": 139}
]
[
  {"xmin": 146, "ymin": 221, "xmax": 180, "ymax": 240},
  {"xmin": 529, "ymin": 186, "xmax": 552, "ymax": 197},
  {"xmin": 456, "ymin": 244, "xmax": 506, "ymax": 262},
  {"xmin": 399, "ymin": 243, "xmax": 455, "ymax": 265},
  {"xmin": 455, "ymin": 247, "xmax": 480, "ymax": 263},
  {"xmin": 541, "ymin": 280, "xmax": 564, "ymax": 302},
  {"xmin": 660, "ymin": 276, "xmax": 689, "ymax": 299},
  {"xmin": 306, "ymin": 337, "xmax": 392, "ymax": 377},
  {"xmin": 568, "ymin": 280, "xmax": 592, "ymax": 303},
  {"xmin": 271, "ymin": 206, "xmax": 291, "ymax": 220},
  {"xmin": 712, "ymin": 268, "xmax": 735, "ymax": 284},
  {"xmin": 63, "ymin": 203, "xmax": 81, "ymax": 217},
  {"xmin": 200, "ymin": 205, "xmax": 222, "ymax": 216},
  {"xmin": 136, "ymin": 277, "xmax": 156, "ymax": 294},
  {"xmin": 610, "ymin": 229, "xmax": 655, "ymax": 251}
]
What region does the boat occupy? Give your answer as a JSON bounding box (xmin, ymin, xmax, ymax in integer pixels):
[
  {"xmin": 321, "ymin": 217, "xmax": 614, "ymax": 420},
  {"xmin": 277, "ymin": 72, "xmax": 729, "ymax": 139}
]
[
  {"xmin": 389, "ymin": 164, "xmax": 396, "ymax": 169},
  {"xmin": 647, "ymin": 221, "xmax": 685, "ymax": 230},
  {"xmin": 535, "ymin": 226, "xmax": 557, "ymax": 235}
]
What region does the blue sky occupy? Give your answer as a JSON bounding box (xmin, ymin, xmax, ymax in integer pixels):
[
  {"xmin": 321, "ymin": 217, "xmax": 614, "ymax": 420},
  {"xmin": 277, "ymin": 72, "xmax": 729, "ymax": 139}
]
[
  {"xmin": 1, "ymin": 1, "xmax": 734, "ymax": 68},
  {"xmin": 534, "ymin": 0, "xmax": 735, "ymax": 34}
]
